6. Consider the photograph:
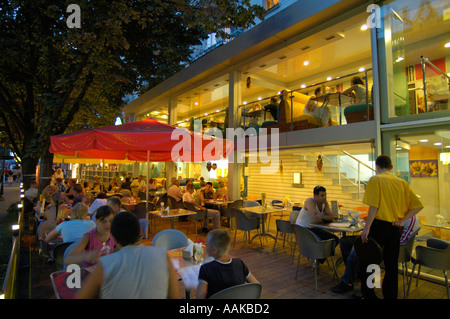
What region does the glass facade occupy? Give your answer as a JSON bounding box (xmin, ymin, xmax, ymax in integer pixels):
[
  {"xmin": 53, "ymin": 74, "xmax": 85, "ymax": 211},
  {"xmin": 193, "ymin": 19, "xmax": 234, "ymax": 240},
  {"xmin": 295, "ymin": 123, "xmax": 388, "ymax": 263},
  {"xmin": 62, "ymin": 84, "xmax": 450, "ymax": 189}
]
[{"xmin": 380, "ymin": 0, "xmax": 450, "ymax": 120}]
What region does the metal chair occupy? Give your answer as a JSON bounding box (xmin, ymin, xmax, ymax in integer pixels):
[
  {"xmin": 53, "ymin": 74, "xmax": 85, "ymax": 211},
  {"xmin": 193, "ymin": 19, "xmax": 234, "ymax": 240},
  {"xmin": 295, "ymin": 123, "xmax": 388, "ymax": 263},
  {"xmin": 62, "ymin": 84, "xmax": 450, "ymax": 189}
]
[
  {"xmin": 52, "ymin": 242, "xmax": 74, "ymax": 270},
  {"xmin": 407, "ymin": 238, "xmax": 450, "ymax": 299},
  {"xmin": 292, "ymin": 224, "xmax": 338, "ymax": 291},
  {"xmin": 272, "ymin": 219, "xmax": 294, "ymax": 257},
  {"xmin": 398, "ymin": 234, "xmax": 416, "ymax": 298},
  {"xmin": 152, "ymin": 229, "xmax": 188, "ymax": 251},
  {"xmin": 234, "ymin": 209, "xmax": 263, "ymax": 250},
  {"xmin": 184, "ymin": 202, "xmax": 207, "ymax": 237},
  {"xmin": 209, "ymin": 283, "xmax": 262, "ymax": 299}
]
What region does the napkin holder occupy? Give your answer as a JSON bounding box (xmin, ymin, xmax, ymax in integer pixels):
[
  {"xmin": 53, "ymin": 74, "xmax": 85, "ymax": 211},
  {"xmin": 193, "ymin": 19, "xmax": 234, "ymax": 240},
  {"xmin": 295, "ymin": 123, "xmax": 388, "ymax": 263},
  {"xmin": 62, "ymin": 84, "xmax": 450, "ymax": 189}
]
[
  {"xmin": 182, "ymin": 239, "xmax": 195, "ymax": 258},
  {"xmin": 182, "ymin": 244, "xmax": 194, "ymax": 258}
]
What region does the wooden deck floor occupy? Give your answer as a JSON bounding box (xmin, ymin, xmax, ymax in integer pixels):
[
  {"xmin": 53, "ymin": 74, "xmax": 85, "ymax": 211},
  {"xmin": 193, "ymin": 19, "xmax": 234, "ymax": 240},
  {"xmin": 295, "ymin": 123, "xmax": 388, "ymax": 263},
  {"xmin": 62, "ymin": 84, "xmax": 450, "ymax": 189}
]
[{"xmin": 24, "ymin": 215, "xmax": 448, "ymax": 300}]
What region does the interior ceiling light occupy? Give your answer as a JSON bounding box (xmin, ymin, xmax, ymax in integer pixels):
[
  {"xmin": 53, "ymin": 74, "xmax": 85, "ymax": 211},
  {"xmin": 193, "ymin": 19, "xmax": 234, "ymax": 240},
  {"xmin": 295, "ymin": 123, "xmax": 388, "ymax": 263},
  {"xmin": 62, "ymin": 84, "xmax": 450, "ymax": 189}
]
[
  {"xmin": 303, "ymin": 60, "xmax": 309, "ymax": 66},
  {"xmin": 301, "ymin": 84, "xmax": 307, "ymax": 88},
  {"xmin": 420, "ymin": 139, "xmax": 428, "ymax": 143},
  {"xmin": 359, "ymin": 67, "xmax": 365, "ymax": 72},
  {"xmin": 360, "ymin": 24, "xmax": 368, "ymax": 31},
  {"xmin": 327, "ymin": 76, "xmax": 333, "ymax": 81},
  {"xmin": 434, "ymin": 142, "xmax": 442, "ymax": 146},
  {"xmin": 445, "ymin": 42, "xmax": 450, "ymax": 48}
]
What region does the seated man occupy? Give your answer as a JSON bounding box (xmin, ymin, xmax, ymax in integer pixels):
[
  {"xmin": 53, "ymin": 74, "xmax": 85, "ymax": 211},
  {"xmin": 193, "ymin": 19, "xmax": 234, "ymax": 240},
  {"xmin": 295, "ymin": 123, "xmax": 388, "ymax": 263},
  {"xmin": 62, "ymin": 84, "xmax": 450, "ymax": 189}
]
[
  {"xmin": 76, "ymin": 212, "xmax": 180, "ymax": 299},
  {"xmin": 200, "ymin": 182, "xmax": 215, "ymax": 204},
  {"xmin": 331, "ymin": 215, "xmax": 421, "ymax": 294},
  {"xmin": 264, "ymin": 96, "xmax": 279, "ymax": 121},
  {"xmin": 167, "ymin": 178, "xmax": 184, "ymax": 209},
  {"xmin": 295, "ymin": 185, "xmax": 339, "ymax": 246},
  {"xmin": 184, "ymin": 183, "xmax": 220, "ymax": 232},
  {"xmin": 214, "ymin": 181, "xmax": 228, "ymax": 200},
  {"xmin": 196, "ymin": 229, "xmax": 259, "ymax": 299},
  {"xmin": 303, "ymin": 87, "xmax": 331, "ymax": 126}
]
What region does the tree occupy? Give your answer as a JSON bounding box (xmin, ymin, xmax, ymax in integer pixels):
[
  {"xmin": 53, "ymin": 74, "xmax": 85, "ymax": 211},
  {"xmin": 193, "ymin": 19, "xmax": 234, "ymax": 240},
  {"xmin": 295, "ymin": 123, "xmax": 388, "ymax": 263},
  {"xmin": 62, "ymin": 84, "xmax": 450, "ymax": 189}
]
[{"xmin": 0, "ymin": 0, "xmax": 265, "ymax": 191}]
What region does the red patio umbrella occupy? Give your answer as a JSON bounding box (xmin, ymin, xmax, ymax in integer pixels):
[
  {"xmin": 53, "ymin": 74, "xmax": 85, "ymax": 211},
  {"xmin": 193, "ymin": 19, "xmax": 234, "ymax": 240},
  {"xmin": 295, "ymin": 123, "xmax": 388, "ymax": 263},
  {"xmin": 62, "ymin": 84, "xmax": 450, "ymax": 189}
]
[{"xmin": 49, "ymin": 118, "xmax": 232, "ymax": 162}]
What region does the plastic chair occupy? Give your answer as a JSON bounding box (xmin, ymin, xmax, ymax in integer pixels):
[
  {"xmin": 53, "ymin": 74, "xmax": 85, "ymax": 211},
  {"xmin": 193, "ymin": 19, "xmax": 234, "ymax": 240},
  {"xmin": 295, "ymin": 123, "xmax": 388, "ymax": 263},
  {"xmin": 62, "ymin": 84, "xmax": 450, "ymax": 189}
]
[
  {"xmin": 243, "ymin": 200, "xmax": 260, "ymax": 208},
  {"xmin": 407, "ymin": 238, "xmax": 450, "ymax": 299},
  {"xmin": 221, "ymin": 207, "xmax": 236, "ymax": 230},
  {"xmin": 184, "ymin": 202, "xmax": 207, "ymax": 237},
  {"xmin": 228, "ymin": 199, "xmax": 243, "ymax": 209},
  {"xmin": 52, "ymin": 242, "xmax": 74, "ymax": 270},
  {"xmin": 209, "ymin": 283, "xmax": 262, "ymax": 299},
  {"xmin": 168, "ymin": 195, "xmax": 184, "ymax": 209},
  {"xmin": 37, "ymin": 220, "xmax": 57, "ymax": 274},
  {"xmin": 399, "ymin": 235, "xmax": 416, "ymax": 298},
  {"xmin": 272, "ymin": 219, "xmax": 294, "ymax": 256},
  {"xmin": 133, "ymin": 202, "xmax": 149, "ymax": 238},
  {"xmin": 234, "ymin": 209, "xmax": 263, "ymax": 250},
  {"xmin": 292, "ymin": 224, "xmax": 338, "ymax": 291},
  {"xmin": 152, "ymin": 229, "xmax": 188, "ymax": 251}
]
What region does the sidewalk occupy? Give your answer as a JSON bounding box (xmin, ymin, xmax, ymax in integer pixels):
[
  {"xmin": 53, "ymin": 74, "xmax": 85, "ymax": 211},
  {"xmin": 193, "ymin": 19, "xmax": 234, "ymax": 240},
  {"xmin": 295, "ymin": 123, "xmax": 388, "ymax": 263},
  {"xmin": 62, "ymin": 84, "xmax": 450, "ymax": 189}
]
[{"xmin": 0, "ymin": 184, "xmax": 21, "ymax": 218}]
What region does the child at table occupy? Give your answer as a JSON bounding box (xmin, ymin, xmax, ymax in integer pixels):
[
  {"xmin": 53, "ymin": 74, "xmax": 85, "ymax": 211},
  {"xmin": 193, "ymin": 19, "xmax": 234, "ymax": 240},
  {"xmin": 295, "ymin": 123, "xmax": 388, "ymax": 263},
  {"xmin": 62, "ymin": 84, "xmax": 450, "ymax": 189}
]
[
  {"xmin": 196, "ymin": 229, "xmax": 259, "ymax": 299},
  {"xmin": 64, "ymin": 205, "xmax": 116, "ymax": 268}
]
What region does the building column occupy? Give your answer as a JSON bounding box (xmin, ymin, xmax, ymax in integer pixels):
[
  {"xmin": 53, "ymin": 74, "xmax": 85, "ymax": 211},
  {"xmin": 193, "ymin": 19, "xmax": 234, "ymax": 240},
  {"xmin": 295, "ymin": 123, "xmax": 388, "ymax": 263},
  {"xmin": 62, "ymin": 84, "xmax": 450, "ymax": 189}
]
[
  {"xmin": 228, "ymin": 70, "xmax": 242, "ymax": 201},
  {"xmin": 166, "ymin": 97, "xmax": 177, "ymax": 187}
]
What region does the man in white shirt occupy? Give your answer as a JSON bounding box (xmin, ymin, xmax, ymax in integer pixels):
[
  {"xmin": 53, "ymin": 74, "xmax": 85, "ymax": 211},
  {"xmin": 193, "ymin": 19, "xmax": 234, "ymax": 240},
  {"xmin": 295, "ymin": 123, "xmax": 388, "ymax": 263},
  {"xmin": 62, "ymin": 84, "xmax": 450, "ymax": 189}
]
[
  {"xmin": 130, "ymin": 175, "xmax": 146, "ymax": 195},
  {"xmin": 167, "ymin": 178, "xmax": 184, "ymax": 208},
  {"xmin": 183, "ymin": 183, "xmax": 220, "ymax": 232}
]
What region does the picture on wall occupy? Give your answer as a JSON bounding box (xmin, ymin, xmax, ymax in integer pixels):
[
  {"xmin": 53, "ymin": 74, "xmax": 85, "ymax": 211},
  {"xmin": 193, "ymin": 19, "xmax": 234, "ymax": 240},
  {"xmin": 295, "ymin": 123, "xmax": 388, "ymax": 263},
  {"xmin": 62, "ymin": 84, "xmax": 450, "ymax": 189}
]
[{"xmin": 410, "ymin": 159, "xmax": 438, "ymax": 178}]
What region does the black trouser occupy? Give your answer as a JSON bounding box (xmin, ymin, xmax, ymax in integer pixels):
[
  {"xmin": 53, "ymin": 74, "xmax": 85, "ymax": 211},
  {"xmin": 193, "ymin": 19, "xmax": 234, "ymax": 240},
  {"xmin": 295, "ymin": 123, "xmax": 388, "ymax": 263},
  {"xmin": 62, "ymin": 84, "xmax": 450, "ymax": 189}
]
[{"xmin": 359, "ymin": 219, "xmax": 401, "ymax": 299}]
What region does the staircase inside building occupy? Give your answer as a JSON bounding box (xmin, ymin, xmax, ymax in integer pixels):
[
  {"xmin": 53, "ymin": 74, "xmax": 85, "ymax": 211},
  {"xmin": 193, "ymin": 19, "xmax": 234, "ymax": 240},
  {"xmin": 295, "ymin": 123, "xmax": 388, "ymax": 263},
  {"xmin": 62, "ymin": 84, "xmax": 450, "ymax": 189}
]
[{"xmin": 247, "ymin": 150, "xmax": 373, "ymax": 210}]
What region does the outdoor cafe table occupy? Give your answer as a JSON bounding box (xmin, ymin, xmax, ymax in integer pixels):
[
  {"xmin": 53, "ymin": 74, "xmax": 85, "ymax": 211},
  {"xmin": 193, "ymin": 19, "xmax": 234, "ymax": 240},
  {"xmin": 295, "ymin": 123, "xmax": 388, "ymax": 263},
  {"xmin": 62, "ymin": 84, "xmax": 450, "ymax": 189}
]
[
  {"xmin": 167, "ymin": 246, "xmax": 212, "ymax": 298},
  {"xmin": 311, "ymin": 92, "xmax": 353, "ymax": 125},
  {"xmin": 120, "ymin": 200, "xmax": 149, "ymax": 212},
  {"xmin": 241, "ymin": 205, "xmax": 290, "ymax": 243},
  {"xmin": 204, "ymin": 199, "xmax": 234, "ymax": 211},
  {"xmin": 149, "ymin": 208, "xmax": 197, "ymax": 229},
  {"xmin": 309, "ymin": 220, "xmax": 364, "ymax": 237}
]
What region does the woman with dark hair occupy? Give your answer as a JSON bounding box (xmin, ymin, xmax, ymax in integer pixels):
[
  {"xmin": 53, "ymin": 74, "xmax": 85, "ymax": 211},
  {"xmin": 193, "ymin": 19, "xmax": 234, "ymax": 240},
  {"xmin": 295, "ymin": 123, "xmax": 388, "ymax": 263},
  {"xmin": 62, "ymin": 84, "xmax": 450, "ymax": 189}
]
[
  {"xmin": 64, "ymin": 205, "xmax": 116, "ymax": 268},
  {"xmin": 343, "ymin": 76, "xmax": 367, "ymax": 104}
]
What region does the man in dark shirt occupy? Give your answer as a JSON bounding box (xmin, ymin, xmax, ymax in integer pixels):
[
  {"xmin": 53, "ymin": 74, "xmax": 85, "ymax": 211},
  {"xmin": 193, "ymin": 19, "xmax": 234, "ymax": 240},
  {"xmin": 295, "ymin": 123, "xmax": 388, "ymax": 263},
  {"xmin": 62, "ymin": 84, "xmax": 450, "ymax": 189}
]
[
  {"xmin": 264, "ymin": 96, "xmax": 278, "ymax": 121},
  {"xmin": 120, "ymin": 177, "xmax": 132, "ymax": 190}
]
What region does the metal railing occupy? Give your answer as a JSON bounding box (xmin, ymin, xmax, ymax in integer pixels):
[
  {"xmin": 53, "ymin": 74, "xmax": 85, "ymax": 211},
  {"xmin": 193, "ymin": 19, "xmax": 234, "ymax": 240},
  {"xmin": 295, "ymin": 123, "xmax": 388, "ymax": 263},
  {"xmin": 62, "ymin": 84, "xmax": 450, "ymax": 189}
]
[
  {"xmin": 420, "ymin": 56, "xmax": 450, "ymax": 111},
  {"xmin": 311, "ymin": 150, "xmax": 376, "ymax": 200},
  {"xmin": 238, "ymin": 69, "xmax": 373, "ymax": 132}
]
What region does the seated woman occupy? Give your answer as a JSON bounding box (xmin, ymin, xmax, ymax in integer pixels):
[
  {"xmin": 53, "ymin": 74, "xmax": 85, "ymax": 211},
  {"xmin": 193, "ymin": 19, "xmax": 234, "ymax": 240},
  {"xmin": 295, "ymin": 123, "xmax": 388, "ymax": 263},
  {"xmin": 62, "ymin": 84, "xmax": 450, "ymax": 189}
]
[
  {"xmin": 64, "ymin": 205, "xmax": 116, "ymax": 268},
  {"xmin": 303, "ymin": 87, "xmax": 331, "ymax": 126},
  {"xmin": 43, "ymin": 192, "xmax": 71, "ymax": 223},
  {"xmin": 342, "ymin": 76, "xmax": 367, "ymax": 104},
  {"xmin": 45, "ymin": 203, "xmax": 96, "ymax": 243}
]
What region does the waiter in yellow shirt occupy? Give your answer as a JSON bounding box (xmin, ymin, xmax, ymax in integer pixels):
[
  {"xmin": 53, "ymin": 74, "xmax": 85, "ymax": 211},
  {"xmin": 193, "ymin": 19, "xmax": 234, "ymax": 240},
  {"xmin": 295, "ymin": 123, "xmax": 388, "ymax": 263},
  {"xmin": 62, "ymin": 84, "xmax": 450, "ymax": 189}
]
[{"xmin": 360, "ymin": 155, "xmax": 423, "ymax": 299}]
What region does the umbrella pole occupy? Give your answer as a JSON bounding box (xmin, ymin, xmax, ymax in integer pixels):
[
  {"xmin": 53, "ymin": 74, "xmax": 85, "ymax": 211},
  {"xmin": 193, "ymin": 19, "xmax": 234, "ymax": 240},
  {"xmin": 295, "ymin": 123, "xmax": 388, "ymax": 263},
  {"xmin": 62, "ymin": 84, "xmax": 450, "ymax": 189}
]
[
  {"xmin": 146, "ymin": 151, "xmax": 150, "ymax": 237},
  {"xmin": 146, "ymin": 151, "xmax": 150, "ymax": 211},
  {"xmin": 101, "ymin": 159, "xmax": 105, "ymax": 192}
]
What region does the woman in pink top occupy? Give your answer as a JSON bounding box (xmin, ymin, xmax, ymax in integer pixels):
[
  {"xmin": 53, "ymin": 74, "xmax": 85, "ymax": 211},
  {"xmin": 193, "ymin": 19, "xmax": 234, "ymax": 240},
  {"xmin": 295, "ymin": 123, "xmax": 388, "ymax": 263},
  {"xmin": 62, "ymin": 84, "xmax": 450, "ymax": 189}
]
[{"xmin": 64, "ymin": 205, "xmax": 116, "ymax": 268}]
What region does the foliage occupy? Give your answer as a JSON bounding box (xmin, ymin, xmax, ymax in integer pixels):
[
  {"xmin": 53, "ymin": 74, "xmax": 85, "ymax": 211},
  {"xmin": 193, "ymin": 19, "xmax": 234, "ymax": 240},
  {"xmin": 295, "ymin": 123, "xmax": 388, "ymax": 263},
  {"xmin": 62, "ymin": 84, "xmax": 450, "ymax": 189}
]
[{"xmin": 0, "ymin": 0, "xmax": 265, "ymax": 186}]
